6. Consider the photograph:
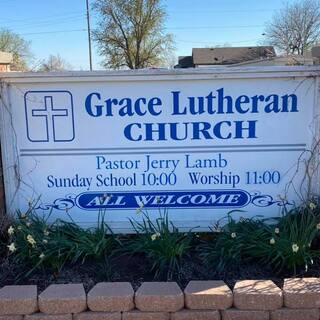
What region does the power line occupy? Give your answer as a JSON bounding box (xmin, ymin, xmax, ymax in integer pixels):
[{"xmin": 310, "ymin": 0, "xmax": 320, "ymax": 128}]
[
  {"xmin": 19, "ymin": 29, "xmax": 87, "ymax": 36},
  {"xmin": 166, "ymin": 24, "xmax": 264, "ymax": 30},
  {"xmin": 0, "ymin": 15, "xmax": 85, "ymax": 30},
  {"xmin": 0, "ymin": 11, "xmax": 85, "ymax": 23},
  {"xmin": 170, "ymin": 8, "xmax": 276, "ymax": 14},
  {"xmin": 176, "ymin": 38, "xmax": 261, "ymax": 44}
]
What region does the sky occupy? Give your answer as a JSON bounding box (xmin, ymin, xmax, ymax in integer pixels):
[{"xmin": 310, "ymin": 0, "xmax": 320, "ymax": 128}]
[{"xmin": 0, "ymin": 0, "xmax": 297, "ymax": 70}]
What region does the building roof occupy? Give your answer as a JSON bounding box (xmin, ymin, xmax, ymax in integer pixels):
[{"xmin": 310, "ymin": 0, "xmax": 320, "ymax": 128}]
[
  {"xmin": 175, "ymin": 56, "xmax": 194, "ymax": 68},
  {"xmin": 0, "ymin": 51, "xmax": 13, "ymax": 64},
  {"xmin": 231, "ymin": 54, "xmax": 315, "ymax": 67},
  {"xmin": 192, "ymin": 46, "xmax": 276, "ymax": 65}
]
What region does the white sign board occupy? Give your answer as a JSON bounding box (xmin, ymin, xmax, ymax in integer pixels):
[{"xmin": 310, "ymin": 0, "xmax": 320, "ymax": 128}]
[{"xmin": 0, "ymin": 67, "xmax": 319, "ymax": 232}]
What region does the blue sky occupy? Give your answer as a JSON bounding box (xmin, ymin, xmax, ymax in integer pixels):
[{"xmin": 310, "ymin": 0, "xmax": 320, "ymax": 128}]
[{"xmin": 0, "ymin": 0, "xmax": 296, "ymax": 70}]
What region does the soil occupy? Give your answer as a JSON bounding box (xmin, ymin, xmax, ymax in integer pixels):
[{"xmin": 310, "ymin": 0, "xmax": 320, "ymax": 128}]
[{"xmin": 2, "ymin": 251, "xmax": 320, "ymax": 293}]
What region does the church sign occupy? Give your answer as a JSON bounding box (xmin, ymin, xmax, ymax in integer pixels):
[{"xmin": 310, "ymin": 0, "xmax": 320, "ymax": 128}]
[{"xmin": 0, "ymin": 67, "xmax": 319, "ymax": 232}]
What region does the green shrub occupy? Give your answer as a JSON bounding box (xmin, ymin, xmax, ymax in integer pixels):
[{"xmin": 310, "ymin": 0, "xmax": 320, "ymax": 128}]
[
  {"xmin": 247, "ymin": 206, "xmax": 320, "ymax": 273},
  {"xmin": 125, "ymin": 210, "xmax": 193, "ymax": 280},
  {"xmin": 199, "ymin": 205, "xmax": 320, "ymax": 274},
  {"xmin": 5, "ymin": 207, "xmax": 118, "ymax": 278},
  {"xmin": 199, "ymin": 212, "xmax": 270, "ymax": 271}
]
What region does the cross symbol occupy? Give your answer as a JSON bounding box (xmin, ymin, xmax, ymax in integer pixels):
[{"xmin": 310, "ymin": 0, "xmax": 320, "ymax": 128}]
[{"xmin": 31, "ymin": 96, "xmax": 69, "ymax": 141}]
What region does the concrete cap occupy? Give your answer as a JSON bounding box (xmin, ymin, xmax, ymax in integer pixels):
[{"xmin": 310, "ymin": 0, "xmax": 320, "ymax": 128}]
[
  {"xmin": 38, "ymin": 284, "xmax": 86, "ymax": 314},
  {"xmin": 184, "ymin": 280, "xmax": 233, "ymax": 310},
  {"xmin": 135, "ymin": 282, "xmax": 184, "ymax": 312},
  {"xmin": 0, "ymin": 285, "xmax": 38, "ymax": 315},
  {"xmin": 87, "ymin": 282, "xmax": 134, "ymax": 312}
]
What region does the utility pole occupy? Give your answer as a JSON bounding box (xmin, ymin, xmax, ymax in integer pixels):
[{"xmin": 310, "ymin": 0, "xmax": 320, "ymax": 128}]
[{"xmin": 86, "ymin": 0, "xmax": 93, "ymax": 71}]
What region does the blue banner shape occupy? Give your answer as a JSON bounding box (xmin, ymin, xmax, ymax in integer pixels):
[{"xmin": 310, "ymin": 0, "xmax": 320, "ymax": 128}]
[{"xmin": 76, "ymin": 190, "xmax": 251, "ymax": 210}]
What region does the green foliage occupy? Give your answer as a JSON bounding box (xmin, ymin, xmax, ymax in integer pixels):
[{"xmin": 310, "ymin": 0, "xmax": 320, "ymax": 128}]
[
  {"xmin": 199, "ymin": 205, "xmax": 320, "ymax": 274},
  {"xmin": 0, "ymin": 213, "xmax": 11, "ymax": 257},
  {"xmin": 125, "ymin": 210, "xmax": 193, "ymax": 280},
  {"xmin": 0, "ymin": 28, "xmax": 33, "ymax": 71},
  {"xmin": 3, "ymin": 199, "xmax": 320, "ymax": 281},
  {"xmin": 199, "ymin": 212, "xmax": 270, "ymax": 271},
  {"xmin": 248, "ymin": 206, "xmax": 320, "ymax": 273},
  {"xmin": 6, "ymin": 207, "xmax": 117, "ymax": 279},
  {"xmin": 93, "ymin": 0, "xmax": 174, "ymax": 69}
]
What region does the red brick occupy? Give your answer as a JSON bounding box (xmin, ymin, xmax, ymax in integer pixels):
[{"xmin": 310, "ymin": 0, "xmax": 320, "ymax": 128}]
[
  {"xmin": 271, "ymin": 308, "xmax": 319, "ymax": 320},
  {"xmin": 184, "ymin": 281, "xmax": 232, "ymax": 310},
  {"xmin": 73, "ymin": 312, "xmax": 120, "ymax": 320},
  {"xmin": 221, "ymin": 309, "xmax": 269, "ymax": 320},
  {"xmin": 87, "ymin": 282, "xmax": 134, "ymax": 312},
  {"xmin": 39, "ymin": 284, "xmax": 86, "ymax": 314},
  {"xmin": 25, "ymin": 314, "xmax": 72, "ymax": 320},
  {"xmin": 283, "ymin": 278, "xmax": 320, "ymax": 308},
  {"xmin": 122, "ymin": 311, "xmax": 169, "ymax": 320},
  {"xmin": 233, "ymin": 280, "xmax": 282, "ymax": 310},
  {"xmin": 0, "ymin": 285, "xmax": 38, "ymax": 315},
  {"xmin": 135, "ymin": 282, "xmax": 183, "ymax": 312},
  {"xmin": 171, "ymin": 309, "xmax": 220, "ymax": 320}
]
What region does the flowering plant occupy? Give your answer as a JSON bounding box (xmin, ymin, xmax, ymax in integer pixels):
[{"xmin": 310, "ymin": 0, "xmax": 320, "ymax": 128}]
[
  {"xmin": 126, "ymin": 209, "xmax": 193, "ymax": 280},
  {"xmin": 6, "ymin": 208, "xmax": 117, "ymax": 280},
  {"xmin": 199, "ymin": 204, "xmax": 320, "ymax": 274}
]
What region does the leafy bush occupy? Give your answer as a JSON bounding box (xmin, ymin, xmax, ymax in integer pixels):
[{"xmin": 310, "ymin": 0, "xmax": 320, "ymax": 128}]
[
  {"xmin": 199, "ymin": 204, "xmax": 320, "ymax": 274},
  {"xmin": 125, "ymin": 210, "xmax": 193, "ymax": 280},
  {"xmin": 0, "ymin": 211, "xmax": 11, "ymax": 256},
  {"xmin": 247, "ymin": 206, "xmax": 320, "ymax": 273},
  {"xmin": 5, "ymin": 207, "xmax": 118, "ymax": 278},
  {"xmin": 199, "ymin": 212, "xmax": 270, "ymax": 271}
]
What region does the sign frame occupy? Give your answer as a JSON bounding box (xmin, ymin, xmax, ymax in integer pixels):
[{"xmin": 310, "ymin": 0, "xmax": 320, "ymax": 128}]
[{"xmin": 1, "ymin": 66, "xmax": 320, "ymax": 233}]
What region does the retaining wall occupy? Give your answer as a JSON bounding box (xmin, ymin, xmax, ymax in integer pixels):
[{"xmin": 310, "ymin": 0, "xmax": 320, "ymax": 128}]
[{"xmin": 0, "ymin": 278, "xmax": 320, "ymax": 320}]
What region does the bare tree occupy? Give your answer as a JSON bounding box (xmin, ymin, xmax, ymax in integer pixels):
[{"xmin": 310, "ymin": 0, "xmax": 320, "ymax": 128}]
[
  {"xmin": 37, "ymin": 54, "xmax": 72, "ymax": 72},
  {"xmin": 0, "ymin": 29, "xmax": 33, "ymax": 71},
  {"xmin": 93, "ymin": 0, "xmax": 174, "ymax": 69},
  {"xmin": 265, "ymin": 0, "xmax": 320, "ymax": 55}
]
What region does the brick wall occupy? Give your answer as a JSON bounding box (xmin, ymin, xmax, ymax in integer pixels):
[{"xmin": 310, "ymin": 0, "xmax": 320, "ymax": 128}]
[
  {"xmin": 0, "ymin": 278, "xmax": 320, "ymax": 320},
  {"xmin": 0, "ymin": 64, "xmax": 10, "ymax": 72}
]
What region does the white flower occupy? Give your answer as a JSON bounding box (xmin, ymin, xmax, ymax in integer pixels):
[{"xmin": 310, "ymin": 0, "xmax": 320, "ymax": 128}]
[
  {"xmin": 309, "ymin": 202, "xmax": 317, "ymax": 210},
  {"xmin": 316, "ymin": 223, "xmax": 320, "ymax": 230},
  {"xmin": 274, "ymin": 228, "xmax": 280, "ymax": 234},
  {"xmin": 17, "ymin": 226, "xmax": 22, "ymax": 230},
  {"xmin": 231, "ymin": 232, "xmax": 236, "ymax": 238},
  {"xmin": 43, "ymin": 230, "xmax": 49, "ymax": 236},
  {"xmin": 26, "ymin": 222, "xmax": 31, "ymax": 227},
  {"xmin": 27, "ymin": 234, "xmax": 36, "ymax": 247},
  {"xmin": 42, "ymin": 239, "xmax": 48, "ymax": 244},
  {"xmin": 39, "ymin": 253, "xmax": 45, "ymax": 259},
  {"xmin": 151, "ymin": 232, "xmax": 161, "ymax": 241},
  {"xmin": 7, "ymin": 226, "xmax": 14, "ymax": 235},
  {"xmin": 292, "ymin": 243, "xmax": 299, "ymax": 253},
  {"xmin": 270, "ymin": 238, "xmax": 275, "ymax": 245},
  {"xmin": 7, "ymin": 242, "xmax": 16, "ymax": 253},
  {"xmin": 216, "ymin": 228, "xmax": 222, "ymax": 233}
]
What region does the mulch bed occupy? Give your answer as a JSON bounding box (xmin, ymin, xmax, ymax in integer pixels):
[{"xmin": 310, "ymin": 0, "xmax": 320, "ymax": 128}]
[{"xmin": 2, "ymin": 251, "xmax": 320, "ymax": 293}]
